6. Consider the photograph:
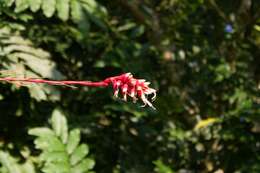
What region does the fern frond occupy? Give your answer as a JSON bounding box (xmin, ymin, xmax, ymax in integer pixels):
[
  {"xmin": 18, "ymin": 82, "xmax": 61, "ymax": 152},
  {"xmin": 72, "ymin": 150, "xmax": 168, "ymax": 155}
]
[
  {"xmin": 0, "ymin": 27, "xmax": 63, "ymax": 101},
  {"xmin": 3, "ymin": 0, "xmax": 107, "ymax": 24},
  {"xmin": 0, "ymin": 150, "xmax": 36, "ymax": 173},
  {"xmin": 28, "ymin": 109, "xmax": 95, "ymax": 173}
]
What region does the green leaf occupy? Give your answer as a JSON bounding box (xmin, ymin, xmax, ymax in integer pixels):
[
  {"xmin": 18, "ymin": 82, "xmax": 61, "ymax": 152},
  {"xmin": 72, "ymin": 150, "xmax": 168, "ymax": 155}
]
[
  {"xmin": 10, "ymin": 51, "xmax": 62, "ymax": 79},
  {"xmin": 81, "ymin": 0, "xmax": 107, "ymax": 18},
  {"xmin": 28, "ymin": 0, "xmax": 41, "ymax": 12},
  {"xmin": 34, "ymin": 136, "xmax": 65, "ymax": 152},
  {"xmin": 56, "ymin": 0, "xmax": 70, "ymax": 21},
  {"xmin": 70, "ymin": 0, "xmax": 90, "ymax": 37},
  {"xmin": 154, "ymin": 159, "xmax": 174, "ymax": 173},
  {"xmin": 66, "ymin": 129, "xmax": 81, "ymax": 154},
  {"xmin": 21, "ymin": 161, "xmax": 36, "ymax": 173},
  {"xmin": 42, "ymin": 0, "xmax": 56, "ymax": 18},
  {"xmin": 51, "ymin": 109, "xmax": 68, "ymax": 143},
  {"xmin": 28, "ymin": 108, "xmax": 94, "ymax": 173},
  {"xmin": 70, "ymin": 0, "xmax": 83, "ymax": 22},
  {"xmin": 80, "ymin": 0, "xmax": 107, "ymax": 30},
  {"xmin": 6, "ymin": 0, "xmax": 15, "ymax": 6},
  {"xmin": 0, "ymin": 151, "xmax": 21, "ymax": 173},
  {"xmin": 77, "ymin": 15, "xmax": 90, "ymax": 37},
  {"xmin": 70, "ymin": 144, "xmax": 89, "ymax": 165},
  {"xmin": 71, "ymin": 158, "xmax": 95, "ymax": 173},
  {"xmin": 41, "ymin": 151, "xmax": 69, "ymax": 164},
  {"xmin": 28, "ymin": 84, "xmax": 48, "ymax": 101},
  {"xmin": 82, "ymin": 3, "xmax": 106, "ymax": 30},
  {"xmin": 15, "ymin": 0, "xmax": 29, "ymax": 13},
  {"xmin": 28, "ymin": 127, "xmax": 55, "ymax": 137},
  {"xmin": 42, "ymin": 162, "xmax": 70, "ymax": 173}
]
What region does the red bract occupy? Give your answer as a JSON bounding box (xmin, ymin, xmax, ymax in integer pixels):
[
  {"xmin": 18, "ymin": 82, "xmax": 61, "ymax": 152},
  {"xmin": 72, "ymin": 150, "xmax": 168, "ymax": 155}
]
[
  {"xmin": 103, "ymin": 73, "xmax": 156, "ymax": 109},
  {"xmin": 0, "ymin": 73, "xmax": 157, "ymax": 109}
]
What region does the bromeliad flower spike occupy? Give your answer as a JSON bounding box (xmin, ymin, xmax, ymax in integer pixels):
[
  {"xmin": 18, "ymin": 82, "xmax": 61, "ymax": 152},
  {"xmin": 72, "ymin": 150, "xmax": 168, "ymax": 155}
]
[
  {"xmin": 104, "ymin": 73, "xmax": 157, "ymax": 109},
  {"xmin": 0, "ymin": 73, "xmax": 157, "ymax": 109}
]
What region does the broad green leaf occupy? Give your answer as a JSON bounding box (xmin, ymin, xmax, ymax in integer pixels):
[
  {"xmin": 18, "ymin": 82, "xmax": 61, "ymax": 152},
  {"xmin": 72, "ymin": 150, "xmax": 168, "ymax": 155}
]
[
  {"xmin": 70, "ymin": 0, "xmax": 83, "ymax": 22},
  {"xmin": 42, "ymin": 0, "xmax": 56, "ymax": 18},
  {"xmin": 70, "ymin": 144, "xmax": 89, "ymax": 165},
  {"xmin": 51, "ymin": 109, "xmax": 68, "ymax": 143},
  {"xmin": 66, "ymin": 129, "xmax": 81, "ymax": 154},
  {"xmin": 28, "ymin": 0, "xmax": 41, "ymax": 12},
  {"xmin": 15, "ymin": 0, "xmax": 29, "ymax": 13},
  {"xmin": 71, "ymin": 158, "xmax": 95, "ymax": 173},
  {"xmin": 56, "ymin": 0, "xmax": 69, "ymax": 21}
]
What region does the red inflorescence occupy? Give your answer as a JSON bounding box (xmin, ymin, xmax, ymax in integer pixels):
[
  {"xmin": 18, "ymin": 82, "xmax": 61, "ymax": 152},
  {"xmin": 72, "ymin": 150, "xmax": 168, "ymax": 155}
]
[
  {"xmin": 0, "ymin": 73, "xmax": 157, "ymax": 109},
  {"xmin": 103, "ymin": 73, "xmax": 157, "ymax": 109}
]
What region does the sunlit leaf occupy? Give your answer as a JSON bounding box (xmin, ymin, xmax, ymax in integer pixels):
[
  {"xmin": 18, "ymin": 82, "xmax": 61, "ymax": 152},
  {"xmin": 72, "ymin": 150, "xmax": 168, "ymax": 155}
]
[
  {"xmin": 70, "ymin": 144, "xmax": 89, "ymax": 165},
  {"xmin": 66, "ymin": 129, "xmax": 81, "ymax": 154},
  {"xmin": 194, "ymin": 118, "xmax": 219, "ymax": 130},
  {"xmin": 42, "ymin": 0, "xmax": 56, "ymax": 17},
  {"xmin": 51, "ymin": 109, "xmax": 68, "ymax": 143},
  {"xmin": 56, "ymin": 0, "xmax": 70, "ymax": 21}
]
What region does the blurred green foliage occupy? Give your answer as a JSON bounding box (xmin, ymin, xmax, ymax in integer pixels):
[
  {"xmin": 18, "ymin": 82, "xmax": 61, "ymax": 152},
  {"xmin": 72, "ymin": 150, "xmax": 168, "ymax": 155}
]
[{"xmin": 0, "ymin": 0, "xmax": 259, "ymax": 172}]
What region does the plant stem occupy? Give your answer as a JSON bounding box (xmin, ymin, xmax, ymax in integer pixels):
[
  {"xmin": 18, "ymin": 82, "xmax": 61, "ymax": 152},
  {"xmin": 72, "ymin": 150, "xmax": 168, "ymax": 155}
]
[{"xmin": 0, "ymin": 77, "xmax": 109, "ymax": 87}]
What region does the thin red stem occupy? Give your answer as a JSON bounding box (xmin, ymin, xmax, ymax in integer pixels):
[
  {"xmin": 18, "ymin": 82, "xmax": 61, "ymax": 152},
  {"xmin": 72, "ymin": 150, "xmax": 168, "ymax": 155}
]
[{"xmin": 0, "ymin": 77, "xmax": 109, "ymax": 87}]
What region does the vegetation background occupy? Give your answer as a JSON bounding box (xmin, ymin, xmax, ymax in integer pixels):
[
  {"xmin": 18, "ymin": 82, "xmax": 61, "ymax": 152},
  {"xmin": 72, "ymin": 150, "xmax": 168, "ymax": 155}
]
[{"xmin": 0, "ymin": 0, "xmax": 259, "ymax": 172}]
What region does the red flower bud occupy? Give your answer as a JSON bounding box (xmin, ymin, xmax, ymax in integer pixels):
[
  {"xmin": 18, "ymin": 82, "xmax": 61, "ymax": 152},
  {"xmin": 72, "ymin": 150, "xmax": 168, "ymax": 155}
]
[{"xmin": 104, "ymin": 73, "xmax": 157, "ymax": 109}]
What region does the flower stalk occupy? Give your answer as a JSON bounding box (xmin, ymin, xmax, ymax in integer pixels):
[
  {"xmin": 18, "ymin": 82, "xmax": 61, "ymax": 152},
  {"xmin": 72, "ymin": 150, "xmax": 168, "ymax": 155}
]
[{"xmin": 0, "ymin": 73, "xmax": 157, "ymax": 109}]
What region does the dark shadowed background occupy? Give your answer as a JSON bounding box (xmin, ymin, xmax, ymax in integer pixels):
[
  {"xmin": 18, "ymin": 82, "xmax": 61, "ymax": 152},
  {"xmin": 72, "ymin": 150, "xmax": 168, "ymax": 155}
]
[{"xmin": 0, "ymin": 0, "xmax": 259, "ymax": 173}]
